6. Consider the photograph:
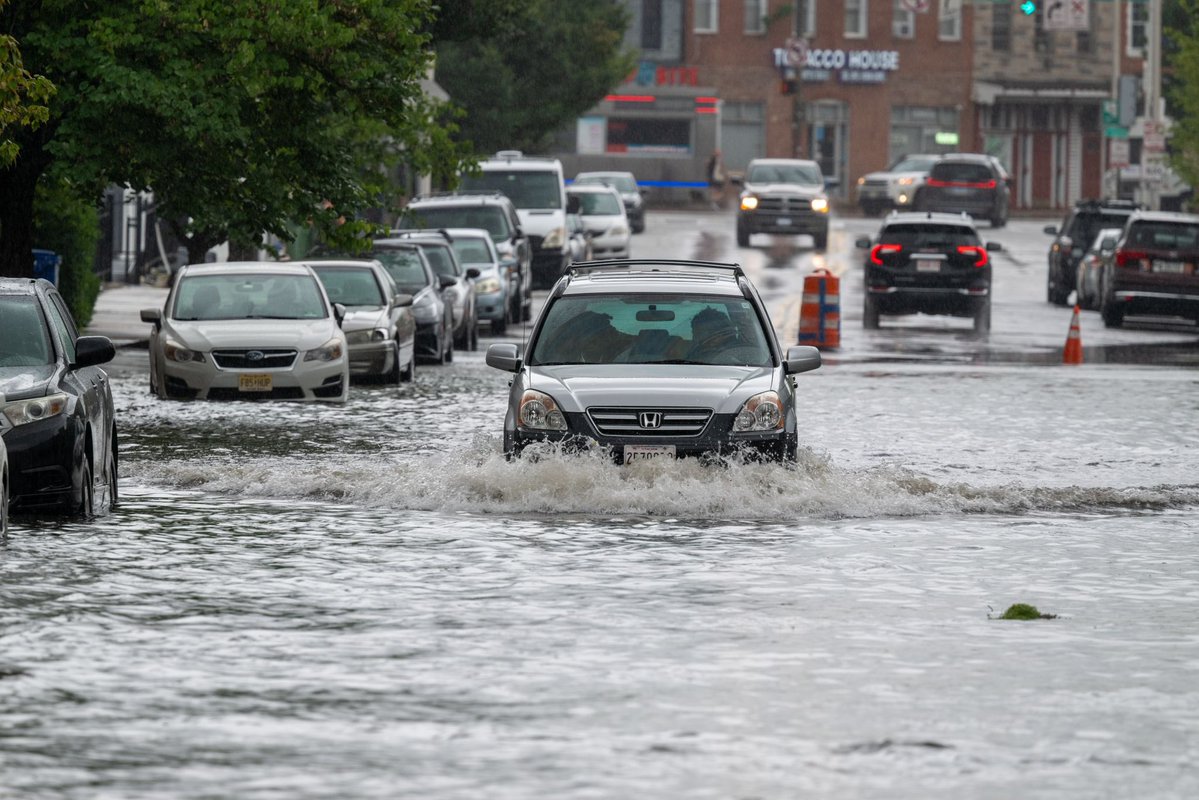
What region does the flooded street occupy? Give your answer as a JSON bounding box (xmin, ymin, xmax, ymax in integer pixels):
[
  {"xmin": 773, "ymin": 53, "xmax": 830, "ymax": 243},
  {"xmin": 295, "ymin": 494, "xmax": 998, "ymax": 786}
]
[{"xmin": 4, "ymin": 212, "xmax": 1199, "ymax": 798}]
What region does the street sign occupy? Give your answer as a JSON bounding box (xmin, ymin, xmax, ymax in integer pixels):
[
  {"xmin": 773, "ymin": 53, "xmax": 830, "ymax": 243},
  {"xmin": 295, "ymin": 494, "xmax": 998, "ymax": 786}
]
[
  {"xmin": 1109, "ymin": 139, "xmax": 1130, "ymax": 169},
  {"xmin": 784, "ymin": 37, "xmax": 809, "ymax": 68},
  {"xmin": 1105, "ymin": 125, "xmax": 1129, "ymax": 139},
  {"xmin": 1044, "ymin": 0, "xmax": 1089, "ymax": 32},
  {"xmin": 900, "ymin": 0, "xmax": 931, "ymax": 11}
]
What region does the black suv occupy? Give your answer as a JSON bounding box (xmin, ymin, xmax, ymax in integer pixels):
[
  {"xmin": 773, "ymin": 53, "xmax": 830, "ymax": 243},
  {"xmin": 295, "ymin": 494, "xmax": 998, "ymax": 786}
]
[
  {"xmin": 1043, "ymin": 198, "xmax": 1141, "ymax": 306},
  {"xmin": 915, "ymin": 153, "xmax": 1011, "ymax": 228},
  {"xmin": 396, "ymin": 192, "xmax": 532, "ymax": 323},
  {"xmin": 1100, "ymin": 210, "xmax": 1199, "ymax": 328},
  {"xmin": 856, "ymin": 211, "xmax": 1002, "ymax": 334}
]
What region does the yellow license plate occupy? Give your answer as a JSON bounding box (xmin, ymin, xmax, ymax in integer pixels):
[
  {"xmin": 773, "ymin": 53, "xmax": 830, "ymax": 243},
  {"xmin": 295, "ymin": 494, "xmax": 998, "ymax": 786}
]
[{"xmin": 239, "ymin": 373, "xmax": 272, "ymax": 392}]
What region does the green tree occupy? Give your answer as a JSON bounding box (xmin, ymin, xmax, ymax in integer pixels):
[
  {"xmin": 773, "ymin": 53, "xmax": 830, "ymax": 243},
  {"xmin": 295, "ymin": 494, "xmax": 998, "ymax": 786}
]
[
  {"xmin": 434, "ymin": 0, "xmax": 635, "ymax": 156},
  {"xmin": 0, "ymin": 0, "xmax": 475, "ymax": 277},
  {"xmin": 1168, "ymin": 0, "xmax": 1199, "ymax": 195},
  {"xmin": 0, "ymin": 0, "xmax": 54, "ymax": 169}
]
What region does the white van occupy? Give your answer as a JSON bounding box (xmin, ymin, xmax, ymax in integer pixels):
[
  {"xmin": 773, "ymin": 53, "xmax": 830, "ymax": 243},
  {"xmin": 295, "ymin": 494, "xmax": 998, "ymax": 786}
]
[{"xmin": 459, "ymin": 151, "xmax": 574, "ymax": 289}]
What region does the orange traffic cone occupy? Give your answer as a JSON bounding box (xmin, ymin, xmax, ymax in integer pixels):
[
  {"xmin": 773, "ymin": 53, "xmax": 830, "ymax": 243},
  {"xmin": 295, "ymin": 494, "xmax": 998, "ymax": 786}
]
[{"xmin": 1062, "ymin": 305, "xmax": 1083, "ymax": 364}]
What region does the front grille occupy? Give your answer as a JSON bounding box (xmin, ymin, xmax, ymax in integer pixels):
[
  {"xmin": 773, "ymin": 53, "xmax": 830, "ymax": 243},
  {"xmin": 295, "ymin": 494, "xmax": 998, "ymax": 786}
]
[
  {"xmin": 587, "ymin": 407, "xmax": 713, "ymax": 438},
  {"xmin": 755, "ymin": 196, "xmax": 816, "ymax": 216},
  {"xmin": 863, "ymin": 178, "xmax": 888, "ymax": 189},
  {"xmin": 212, "ymin": 349, "xmax": 297, "ymax": 370},
  {"xmin": 208, "ymin": 387, "xmax": 305, "ymax": 400}
]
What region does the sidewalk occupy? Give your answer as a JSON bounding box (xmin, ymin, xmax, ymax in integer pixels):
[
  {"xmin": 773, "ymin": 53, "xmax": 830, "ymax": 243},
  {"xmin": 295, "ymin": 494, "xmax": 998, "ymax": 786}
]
[{"xmin": 85, "ymin": 282, "xmax": 169, "ymax": 348}]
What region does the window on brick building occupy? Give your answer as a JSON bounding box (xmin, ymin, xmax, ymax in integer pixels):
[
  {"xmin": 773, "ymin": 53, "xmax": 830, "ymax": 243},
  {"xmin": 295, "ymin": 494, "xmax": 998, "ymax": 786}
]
[
  {"xmin": 642, "ymin": 0, "xmax": 663, "ymax": 50},
  {"xmin": 992, "ymin": 4, "xmax": 1011, "ymax": 52},
  {"xmin": 694, "ymin": 0, "xmax": 718, "ymax": 33},
  {"xmin": 845, "ymin": 0, "xmax": 867, "ymax": 39},
  {"xmin": 1127, "ymin": 2, "xmax": 1148, "ymax": 57},
  {"xmin": 893, "ymin": 0, "xmax": 914, "ymax": 39},
  {"xmin": 938, "ymin": 0, "xmax": 961, "ymax": 41},
  {"xmin": 744, "ymin": 0, "xmax": 767, "ymax": 34},
  {"xmin": 1033, "ymin": 9, "xmax": 1051, "ymax": 53},
  {"xmin": 799, "ymin": 1, "xmax": 816, "ymax": 36}
]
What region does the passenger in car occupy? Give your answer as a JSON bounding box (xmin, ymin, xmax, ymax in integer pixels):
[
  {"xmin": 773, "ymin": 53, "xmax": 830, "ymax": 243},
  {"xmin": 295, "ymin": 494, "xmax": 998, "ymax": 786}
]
[{"xmin": 558, "ymin": 310, "xmax": 633, "ymax": 363}]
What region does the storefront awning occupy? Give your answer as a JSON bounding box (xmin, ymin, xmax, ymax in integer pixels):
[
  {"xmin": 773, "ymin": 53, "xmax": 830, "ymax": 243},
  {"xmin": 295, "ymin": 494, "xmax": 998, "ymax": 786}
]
[{"xmin": 973, "ymin": 81, "xmax": 1108, "ymax": 105}]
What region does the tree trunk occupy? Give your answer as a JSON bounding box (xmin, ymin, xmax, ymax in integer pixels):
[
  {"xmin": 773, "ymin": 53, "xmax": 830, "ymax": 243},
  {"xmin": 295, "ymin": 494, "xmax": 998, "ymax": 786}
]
[{"xmin": 0, "ymin": 161, "xmax": 43, "ymax": 278}]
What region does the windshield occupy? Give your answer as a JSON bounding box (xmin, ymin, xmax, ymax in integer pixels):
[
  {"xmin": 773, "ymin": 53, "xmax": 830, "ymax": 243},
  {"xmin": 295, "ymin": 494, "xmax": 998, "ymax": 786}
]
[
  {"xmin": 420, "ymin": 245, "xmax": 459, "ymax": 278},
  {"xmin": 0, "ymin": 295, "xmax": 54, "ymax": 366},
  {"xmin": 879, "ymin": 224, "xmax": 979, "ymax": 248},
  {"xmin": 1127, "ymin": 221, "xmax": 1199, "ymax": 250},
  {"xmin": 530, "ymin": 294, "xmax": 772, "ymax": 367},
  {"xmin": 460, "ymin": 170, "xmax": 563, "ymax": 210},
  {"xmin": 312, "ymin": 266, "xmax": 386, "ymax": 307},
  {"xmin": 575, "ymin": 174, "xmax": 637, "ymax": 193},
  {"xmin": 172, "ymin": 274, "xmax": 327, "ymax": 321},
  {"xmin": 889, "ymin": 156, "xmax": 939, "ymax": 173},
  {"xmin": 747, "ymin": 162, "xmax": 823, "ymax": 186},
  {"xmin": 370, "ymin": 248, "xmax": 433, "ymax": 293},
  {"xmin": 451, "ymin": 238, "xmax": 495, "ymax": 265},
  {"xmin": 397, "ymin": 206, "xmax": 509, "ymax": 242},
  {"xmin": 573, "ymin": 191, "xmax": 623, "ymax": 215}
]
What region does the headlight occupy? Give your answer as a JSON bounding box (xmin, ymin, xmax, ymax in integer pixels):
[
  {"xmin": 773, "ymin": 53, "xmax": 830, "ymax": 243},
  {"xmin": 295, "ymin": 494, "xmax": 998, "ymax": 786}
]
[
  {"xmin": 541, "ymin": 226, "xmax": 566, "ymax": 250},
  {"xmin": 164, "ymin": 340, "xmax": 205, "ymax": 363},
  {"xmin": 733, "ymin": 391, "xmax": 784, "ymax": 432},
  {"xmin": 607, "ymin": 223, "xmax": 629, "ymax": 237},
  {"xmin": 740, "ymin": 195, "xmax": 759, "ymax": 211},
  {"xmin": 810, "ymin": 197, "xmax": 830, "ymax": 214},
  {"xmin": 345, "ymin": 328, "xmax": 387, "ymax": 345},
  {"xmin": 518, "ymin": 389, "xmax": 567, "ymax": 431},
  {"xmin": 476, "ymin": 276, "xmax": 502, "ymax": 294},
  {"xmin": 411, "ymin": 294, "xmax": 440, "ymax": 323},
  {"xmin": 303, "ymin": 338, "xmax": 344, "ymax": 362},
  {"xmin": 857, "ymin": 177, "xmax": 865, "ymax": 186},
  {"xmin": 897, "ymin": 177, "xmax": 915, "ymax": 186},
  {"xmin": 3, "ymin": 393, "xmax": 68, "ymax": 427}
]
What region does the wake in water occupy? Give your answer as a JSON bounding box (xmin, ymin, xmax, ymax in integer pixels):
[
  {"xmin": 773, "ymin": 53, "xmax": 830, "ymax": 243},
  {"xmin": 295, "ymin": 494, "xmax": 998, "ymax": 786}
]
[{"xmin": 122, "ymin": 436, "xmax": 1199, "ymax": 520}]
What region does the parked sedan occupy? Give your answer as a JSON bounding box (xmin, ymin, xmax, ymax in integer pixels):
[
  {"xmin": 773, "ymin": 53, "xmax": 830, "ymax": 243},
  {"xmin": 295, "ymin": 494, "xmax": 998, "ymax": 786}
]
[
  {"xmin": 572, "ymin": 170, "xmax": 646, "ymax": 233},
  {"xmin": 1075, "ymin": 227, "xmax": 1123, "ymax": 311},
  {"xmin": 1, "ymin": 277, "xmax": 119, "ymax": 517},
  {"xmin": 387, "ymin": 230, "xmax": 480, "ymax": 351},
  {"xmin": 366, "ymin": 240, "xmax": 455, "ymax": 364},
  {"xmin": 308, "ymin": 259, "xmax": 416, "ymax": 384},
  {"xmin": 141, "ymin": 262, "xmax": 350, "ymax": 402},
  {"xmin": 567, "ymin": 184, "xmax": 631, "ymax": 260},
  {"xmin": 442, "ymin": 227, "xmax": 511, "ymax": 336}
]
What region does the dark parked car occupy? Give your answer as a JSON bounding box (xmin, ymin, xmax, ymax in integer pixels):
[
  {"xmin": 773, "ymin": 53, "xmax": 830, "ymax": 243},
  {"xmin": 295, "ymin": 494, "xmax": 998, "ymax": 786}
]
[
  {"xmin": 0, "ymin": 277, "xmax": 119, "ymax": 516},
  {"xmin": 1100, "ymin": 210, "xmax": 1199, "ymax": 328},
  {"xmin": 915, "ymin": 153, "xmax": 1011, "ymax": 227},
  {"xmin": 364, "ymin": 240, "xmax": 455, "ymax": 364},
  {"xmin": 1043, "ymin": 198, "xmax": 1142, "ymax": 306},
  {"xmin": 388, "ymin": 230, "xmax": 481, "ymax": 352},
  {"xmin": 856, "ymin": 211, "xmax": 1001, "ymax": 334}
]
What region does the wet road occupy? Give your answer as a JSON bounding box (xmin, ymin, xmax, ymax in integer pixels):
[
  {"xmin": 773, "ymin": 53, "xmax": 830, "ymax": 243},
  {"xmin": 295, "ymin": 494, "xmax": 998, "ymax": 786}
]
[{"xmin": 3, "ymin": 210, "xmax": 1199, "ymax": 799}]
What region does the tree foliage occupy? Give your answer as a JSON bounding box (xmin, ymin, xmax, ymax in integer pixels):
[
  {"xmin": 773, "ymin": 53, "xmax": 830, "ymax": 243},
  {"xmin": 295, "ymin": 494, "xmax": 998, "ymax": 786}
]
[
  {"xmin": 1168, "ymin": 0, "xmax": 1199, "ymax": 194},
  {"xmin": 0, "ymin": 0, "xmax": 54, "ymax": 169},
  {"xmin": 0, "ymin": 0, "xmax": 476, "ymax": 276},
  {"xmin": 433, "ymin": 0, "xmax": 635, "ymax": 156}
]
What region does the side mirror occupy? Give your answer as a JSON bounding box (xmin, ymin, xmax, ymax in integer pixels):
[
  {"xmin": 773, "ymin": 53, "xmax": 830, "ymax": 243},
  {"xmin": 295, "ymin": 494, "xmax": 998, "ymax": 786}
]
[
  {"xmin": 438, "ymin": 274, "xmax": 456, "ymax": 290},
  {"xmin": 333, "ymin": 302, "xmax": 346, "ymax": 325},
  {"xmin": 783, "ymin": 345, "xmax": 821, "ymax": 375},
  {"xmin": 567, "ymin": 195, "xmax": 581, "ymax": 214},
  {"xmin": 986, "ymin": 241, "xmax": 1003, "ymax": 251},
  {"xmin": 854, "ymin": 236, "xmax": 872, "ymax": 249},
  {"xmin": 466, "ymin": 267, "xmax": 481, "ymax": 280},
  {"xmin": 140, "ymin": 308, "xmax": 162, "ymax": 325},
  {"xmin": 1043, "ymin": 225, "xmax": 1059, "ymax": 236},
  {"xmin": 485, "ymin": 342, "xmax": 521, "ymax": 372},
  {"xmin": 392, "ymin": 293, "xmax": 414, "ymax": 308},
  {"xmin": 73, "ymin": 335, "xmax": 116, "ymax": 369}
]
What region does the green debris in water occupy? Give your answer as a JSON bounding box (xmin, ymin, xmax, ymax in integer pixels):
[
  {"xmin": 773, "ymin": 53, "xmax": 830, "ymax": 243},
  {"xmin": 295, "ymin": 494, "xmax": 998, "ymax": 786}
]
[{"xmin": 997, "ymin": 603, "xmax": 1057, "ymax": 620}]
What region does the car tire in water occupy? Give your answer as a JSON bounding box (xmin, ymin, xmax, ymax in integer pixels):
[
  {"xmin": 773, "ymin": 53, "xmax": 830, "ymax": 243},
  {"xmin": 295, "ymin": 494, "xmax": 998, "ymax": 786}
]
[
  {"xmin": 1100, "ymin": 272, "xmax": 1125, "ymax": 328},
  {"xmin": 814, "ymin": 231, "xmax": 828, "ymax": 251},
  {"xmin": 105, "ymin": 435, "xmax": 119, "ymax": 512},
  {"xmin": 736, "ymin": 223, "xmax": 750, "ymax": 248},
  {"xmin": 400, "ymin": 348, "xmax": 415, "ymax": 383},
  {"xmin": 443, "ymin": 320, "xmax": 454, "ymax": 364},
  {"xmin": 863, "ymin": 293, "xmax": 880, "ymax": 330},
  {"xmin": 383, "ymin": 341, "xmax": 403, "ymax": 384},
  {"xmin": 76, "ymin": 458, "xmax": 94, "ymax": 518},
  {"xmin": 973, "ymin": 299, "xmax": 992, "ymax": 335}
]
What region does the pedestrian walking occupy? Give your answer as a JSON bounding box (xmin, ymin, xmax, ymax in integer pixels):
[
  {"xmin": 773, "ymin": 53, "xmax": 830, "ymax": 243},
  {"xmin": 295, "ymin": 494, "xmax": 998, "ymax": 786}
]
[{"xmin": 706, "ymin": 149, "xmax": 727, "ymax": 210}]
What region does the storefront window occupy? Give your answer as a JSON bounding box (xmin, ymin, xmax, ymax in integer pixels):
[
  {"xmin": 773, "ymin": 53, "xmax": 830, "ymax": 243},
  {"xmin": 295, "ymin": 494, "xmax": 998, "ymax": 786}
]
[
  {"xmin": 606, "ymin": 117, "xmax": 692, "ymax": 154},
  {"xmin": 889, "ymin": 106, "xmax": 960, "ymax": 159}
]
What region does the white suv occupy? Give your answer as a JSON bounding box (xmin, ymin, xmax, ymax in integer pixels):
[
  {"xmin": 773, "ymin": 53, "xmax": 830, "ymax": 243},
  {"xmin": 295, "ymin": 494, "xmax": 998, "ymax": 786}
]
[{"xmin": 459, "ymin": 150, "xmax": 571, "ymax": 290}]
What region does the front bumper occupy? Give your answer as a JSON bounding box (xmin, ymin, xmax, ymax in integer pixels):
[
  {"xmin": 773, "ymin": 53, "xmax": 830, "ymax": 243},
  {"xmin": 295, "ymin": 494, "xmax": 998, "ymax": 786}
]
[
  {"xmin": 2, "ymin": 413, "xmax": 80, "ymax": 512},
  {"xmin": 867, "ymin": 283, "xmax": 989, "ymax": 317},
  {"xmin": 161, "ymin": 357, "xmax": 348, "ymax": 402},
  {"xmin": 739, "ymin": 209, "xmax": 828, "ymax": 237},
  {"xmin": 475, "ymin": 290, "xmax": 507, "ymax": 323},
  {"xmin": 347, "ymin": 340, "xmax": 396, "ymax": 378}
]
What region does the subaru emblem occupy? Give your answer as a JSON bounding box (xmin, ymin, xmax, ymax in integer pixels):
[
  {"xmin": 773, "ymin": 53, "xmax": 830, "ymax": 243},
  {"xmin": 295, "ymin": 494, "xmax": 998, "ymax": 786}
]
[
  {"xmin": 639, "ymin": 411, "xmax": 662, "ymax": 429},
  {"xmin": 246, "ymin": 350, "xmax": 264, "ymax": 362}
]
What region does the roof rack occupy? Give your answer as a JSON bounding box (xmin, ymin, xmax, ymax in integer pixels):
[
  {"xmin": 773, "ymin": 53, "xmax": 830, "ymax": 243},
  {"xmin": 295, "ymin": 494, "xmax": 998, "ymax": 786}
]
[
  {"xmin": 410, "ymin": 191, "xmax": 508, "ymax": 202},
  {"xmin": 567, "ymin": 259, "xmax": 745, "ymax": 280},
  {"xmin": 388, "ymin": 228, "xmax": 454, "ymax": 242}
]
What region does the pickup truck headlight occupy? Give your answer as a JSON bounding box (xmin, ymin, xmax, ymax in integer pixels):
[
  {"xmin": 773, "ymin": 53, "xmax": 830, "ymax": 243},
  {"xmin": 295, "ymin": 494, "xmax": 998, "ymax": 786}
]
[
  {"xmin": 740, "ymin": 195, "xmax": 760, "ymax": 211},
  {"xmin": 734, "ymin": 391, "xmax": 784, "ymax": 432},
  {"xmin": 810, "ymin": 198, "xmax": 830, "ymax": 214},
  {"xmin": 518, "ymin": 389, "xmax": 567, "ymax": 431},
  {"xmin": 303, "ymin": 338, "xmax": 344, "ymax": 362},
  {"xmin": 3, "ymin": 393, "xmax": 68, "ymax": 427}
]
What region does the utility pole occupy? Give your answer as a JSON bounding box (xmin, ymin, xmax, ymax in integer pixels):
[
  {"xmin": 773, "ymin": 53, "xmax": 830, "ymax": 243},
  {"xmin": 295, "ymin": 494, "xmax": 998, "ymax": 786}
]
[
  {"xmin": 792, "ymin": 0, "xmax": 807, "ymax": 159},
  {"xmin": 1142, "ymin": 0, "xmax": 1164, "ymax": 210}
]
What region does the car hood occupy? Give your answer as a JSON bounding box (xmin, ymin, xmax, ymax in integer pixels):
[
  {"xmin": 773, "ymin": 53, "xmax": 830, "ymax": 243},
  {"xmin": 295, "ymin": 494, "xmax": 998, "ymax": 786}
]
[
  {"xmin": 340, "ymin": 306, "xmax": 389, "ymax": 333},
  {"xmin": 529, "ymin": 364, "xmax": 777, "ymax": 414},
  {"xmin": 164, "ymin": 319, "xmax": 341, "ymax": 350},
  {"xmin": 743, "ymin": 182, "xmax": 824, "ymax": 197},
  {"xmin": 0, "ymin": 366, "xmax": 57, "ymax": 402}
]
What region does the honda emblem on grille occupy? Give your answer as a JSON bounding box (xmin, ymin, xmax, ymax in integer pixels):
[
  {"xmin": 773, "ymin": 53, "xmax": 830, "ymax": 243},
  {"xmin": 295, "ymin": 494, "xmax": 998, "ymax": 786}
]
[
  {"xmin": 246, "ymin": 351, "xmax": 265, "ymax": 362},
  {"xmin": 639, "ymin": 412, "xmax": 662, "ymax": 429}
]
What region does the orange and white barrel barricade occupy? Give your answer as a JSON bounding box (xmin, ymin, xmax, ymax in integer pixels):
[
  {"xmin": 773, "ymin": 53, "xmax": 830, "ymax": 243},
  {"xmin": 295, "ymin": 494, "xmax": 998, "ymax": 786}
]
[{"xmin": 798, "ymin": 268, "xmax": 840, "ymax": 349}]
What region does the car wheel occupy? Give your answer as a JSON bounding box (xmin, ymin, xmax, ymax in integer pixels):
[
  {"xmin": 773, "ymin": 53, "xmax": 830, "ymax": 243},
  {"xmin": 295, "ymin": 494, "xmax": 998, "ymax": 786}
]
[
  {"xmin": 1, "ymin": 467, "xmax": 9, "ymax": 536},
  {"xmin": 76, "ymin": 457, "xmax": 94, "ymax": 518},
  {"xmin": 400, "ymin": 347, "xmax": 415, "ymax": 383},
  {"xmin": 863, "ymin": 293, "xmax": 880, "ymax": 330},
  {"xmin": 469, "ymin": 321, "xmax": 479, "ymax": 351},
  {"xmin": 443, "ymin": 320, "xmax": 454, "ymax": 364},
  {"xmin": 1100, "ymin": 271, "xmax": 1125, "ymax": 328},
  {"xmin": 383, "ymin": 341, "xmax": 402, "ymax": 384},
  {"xmin": 813, "ymin": 230, "xmax": 828, "ymax": 251},
  {"xmin": 973, "ymin": 299, "xmax": 992, "ymax": 335},
  {"xmin": 104, "ymin": 438, "xmax": 119, "ymax": 512},
  {"xmin": 736, "ymin": 222, "xmax": 750, "ymax": 248},
  {"xmin": 1048, "ymin": 264, "xmax": 1071, "ymax": 306},
  {"xmin": 1075, "ymin": 266, "xmax": 1092, "ymax": 311}
]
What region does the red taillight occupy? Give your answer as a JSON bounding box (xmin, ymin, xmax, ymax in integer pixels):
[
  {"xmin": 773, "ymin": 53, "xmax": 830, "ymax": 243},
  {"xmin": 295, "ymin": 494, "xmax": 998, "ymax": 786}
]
[
  {"xmin": 1115, "ymin": 250, "xmax": 1148, "ymax": 270},
  {"xmin": 926, "ymin": 178, "xmax": 948, "ymax": 188},
  {"xmin": 870, "ymin": 243, "xmax": 902, "ymax": 265},
  {"xmin": 957, "ymin": 245, "xmax": 988, "ymax": 268},
  {"xmin": 927, "ymin": 178, "xmax": 996, "ymax": 190}
]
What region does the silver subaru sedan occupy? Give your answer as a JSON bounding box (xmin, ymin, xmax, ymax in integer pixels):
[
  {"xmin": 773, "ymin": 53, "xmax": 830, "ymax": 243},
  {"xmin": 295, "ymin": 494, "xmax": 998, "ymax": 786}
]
[{"xmin": 485, "ymin": 260, "xmax": 821, "ymax": 463}]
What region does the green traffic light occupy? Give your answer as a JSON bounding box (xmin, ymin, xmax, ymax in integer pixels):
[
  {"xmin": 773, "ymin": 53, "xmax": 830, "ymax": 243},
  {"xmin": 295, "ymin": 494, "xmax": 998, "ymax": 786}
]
[{"xmin": 1020, "ymin": 1, "xmax": 1036, "ymax": 14}]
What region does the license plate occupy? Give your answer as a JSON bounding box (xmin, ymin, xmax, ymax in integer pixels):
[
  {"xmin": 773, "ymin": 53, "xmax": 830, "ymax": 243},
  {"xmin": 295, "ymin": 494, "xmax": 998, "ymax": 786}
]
[
  {"xmin": 1154, "ymin": 260, "xmax": 1188, "ymax": 273},
  {"xmin": 949, "ymin": 187, "xmax": 970, "ymax": 196},
  {"xmin": 776, "ymin": 217, "xmax": 792, "ymax": 227},
  {"xmin": 916, "ymin": 259, "xmax": 941, "ymax": 272},
  {"xmin": 239, "ymin": 373, "xmax": 272, "ymax": 392},
  {"xmin": 623, "ymin": 444, "xmax": 676, "ymax": 464}
]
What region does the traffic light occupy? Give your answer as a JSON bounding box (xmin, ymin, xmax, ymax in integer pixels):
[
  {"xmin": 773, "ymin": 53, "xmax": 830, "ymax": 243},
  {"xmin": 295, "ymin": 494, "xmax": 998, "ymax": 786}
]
[{"xmin": 1019, "ymin": 1, "xmax": 1036, "ymax": 14}]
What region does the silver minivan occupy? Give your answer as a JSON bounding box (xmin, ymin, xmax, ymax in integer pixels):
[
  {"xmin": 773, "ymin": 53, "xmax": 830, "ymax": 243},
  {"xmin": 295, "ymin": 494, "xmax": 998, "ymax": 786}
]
[{"xmin": 485, "ymin": 260, "xmax": 821, "ymax": 462}]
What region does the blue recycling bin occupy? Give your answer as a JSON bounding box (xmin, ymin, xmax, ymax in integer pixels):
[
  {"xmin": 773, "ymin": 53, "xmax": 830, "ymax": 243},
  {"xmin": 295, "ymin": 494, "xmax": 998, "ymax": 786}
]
[{"xmin": 32, "ymin": 249, "xmax": 61, "ymax": 286}]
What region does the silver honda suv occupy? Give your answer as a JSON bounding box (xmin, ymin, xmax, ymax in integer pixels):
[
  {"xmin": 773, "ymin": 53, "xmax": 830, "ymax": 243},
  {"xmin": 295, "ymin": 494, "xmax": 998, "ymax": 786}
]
[{"xmin": 485, "ymin": 260, "xmax": 822, "ymax": 462}]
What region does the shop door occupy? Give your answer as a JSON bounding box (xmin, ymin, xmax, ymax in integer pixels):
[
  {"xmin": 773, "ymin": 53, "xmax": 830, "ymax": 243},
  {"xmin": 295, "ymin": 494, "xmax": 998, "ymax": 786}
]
[
  {"xmin": 806, "ymin": 101, "xmax": 848, "ymax": 199},
  {"xmin": 1031, "ymin": 132, "xmax": 1054, "ymax": 208}
]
